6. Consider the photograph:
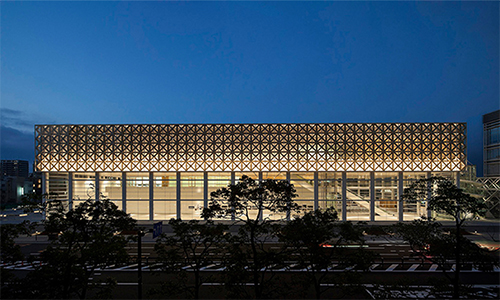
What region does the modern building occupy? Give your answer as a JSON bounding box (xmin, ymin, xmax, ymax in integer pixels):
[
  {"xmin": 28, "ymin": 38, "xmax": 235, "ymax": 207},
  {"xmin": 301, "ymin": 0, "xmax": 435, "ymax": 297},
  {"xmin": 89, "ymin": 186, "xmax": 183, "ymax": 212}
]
[
  {"xmin": 479, "ymin": 110, "xmax": 500, "ymax": 218},
  {"xmin": 35, "ymin": 123, "xmax": 466, "ymax": 222},
  {"xmin": 483, "ymin": 110, "xmax": 500, "ymax": 177}
]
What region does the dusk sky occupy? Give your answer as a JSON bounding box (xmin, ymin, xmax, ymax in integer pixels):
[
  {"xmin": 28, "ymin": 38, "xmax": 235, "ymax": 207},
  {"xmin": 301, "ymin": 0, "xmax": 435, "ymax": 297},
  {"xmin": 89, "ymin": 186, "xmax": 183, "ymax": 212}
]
[{"xmin": 1, "ymin": 1, "xmax": 498, "ymax": 175}]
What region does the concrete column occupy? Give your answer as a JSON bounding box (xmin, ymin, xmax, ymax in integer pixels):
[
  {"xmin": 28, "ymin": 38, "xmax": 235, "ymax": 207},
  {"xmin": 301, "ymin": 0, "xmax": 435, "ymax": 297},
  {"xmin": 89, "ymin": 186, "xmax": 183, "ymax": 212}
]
[
  {"xmin": 341, "ymin": 172, "xmax": 347, "ymax": 221},
  {"xmin": 176, "ymin": 172, "xmax": 181, "ymax": 219},
  {"xmin": 149, "ymin": 172, "xmax": 154, "ymax": 221},
  {"xmin": 286, "ymin": 172, "xmax": 291, "ymax": 221},
  {"xmin": 203, "ymin": 172, "xmax": 208, "ymax": 210},
  {"xmin": 68, "ymin": 172, "xmax": 73, "ymax": 211},
  {"xmin": 231, "ymin": 172, "xmax": 235, "ymax": 221},
  {"xmin": 42, "ymin": 173, "xmax": 47, "ymax": 219},
  {"xmin": 314, "ymin": 172, "xmax": 319, "ymax": 211},
  {"xmin": 95, "ymin": 172, "xmax": 100, "ymax": 201},
  {"xmin": 370, "ymin": 172, "xmax": 375, "ymax": 222},
  {"xmin": 398, "ymin": 171, "xmax": 404, "ymax": 221},
  {"xmin": 259, "ymin": 172, "xmax": 263, "ymax": 221},
  {"xmin": 122, "ymin": 172, "xmax": 127, "ymax": 213},
  {"xmin": 427, "ymin": 172, "xmax": 432, "ymax": 219}
]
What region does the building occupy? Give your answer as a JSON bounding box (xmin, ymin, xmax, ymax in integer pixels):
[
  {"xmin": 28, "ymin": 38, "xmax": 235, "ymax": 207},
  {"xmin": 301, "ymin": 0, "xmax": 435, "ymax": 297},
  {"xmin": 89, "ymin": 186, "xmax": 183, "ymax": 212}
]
[
  {"xmin": 483, "ymin": 110, "xmax": 500, "ymax": 177},
  {"xmin": 1, "ymin": 160, "xmax": 29, "ymax": 179},
  {"xmin": 0, "ymin": 160, "xmax": 32, "ymax": 205},
  {"xmin": 35, "ymin": 123, "xmax": 466, "ymax": 222},
  {"xmin": 479, "ymin": 110, "xmax": 500, "ymax": 218}
]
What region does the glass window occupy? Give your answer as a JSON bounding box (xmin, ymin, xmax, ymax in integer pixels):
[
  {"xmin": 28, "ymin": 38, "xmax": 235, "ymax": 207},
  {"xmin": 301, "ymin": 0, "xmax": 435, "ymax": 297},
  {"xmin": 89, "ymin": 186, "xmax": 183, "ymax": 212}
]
[
  {"xmin": 47, "ymin": 174, "xmax": 69, "ymax": 200},
  {"xmin": 346, "ymin": 172, "xmax": 370, "ymax": 199},
  {"xmin": 290, "ymin": 172, "xmax": 314, "ymax": 180},
  {"xmin": 403, "ymin": 200, "xmax": 427, "ymax": 221},
  {"xmin": 261, "ymin": 172, "xmax": 287, "ymax": 180},
  {"xmin": 318, "ymin": 179, "xmax": 341, "ymax": 201},
  {"xmin": 291, "ymin": 180, "xmax": 314, "ymax": 200},
  {"xmin": 235, "ymin": 172, "xmax": 259, "ymax": 180},
  {"xmin": 126, "ymin": 173, "xmax": 149, "ymax": 200},
  {"xmin": 374, "ymin": 201, "xmax": 398, "ymax": 221},
  {"xmin": 208, "ymin": 173, "xmax": 231, "ymax": 180},
  {"xmin": 99, "ymin": 172, "xmax": 122, "ymax": 180},
  {"xmin": 375, "ymin": 173, "xmax": 398, "ymax": 201},
  {"xmin": 180, "ymin": 173, "xmax": 204, "ymax": 200},
  {"xmin": 486, "ymin": 127, "xmax": 500, "ymax": 145},
  {"xmin": 431, "ymin": 172, "xmax": 454, "ymax": 181},
  {"xmin": 318, "ymin": 172, "xmax": 342, "ymax": 180},
  {"xmin": 346, "ymin": 199, "xmax": 370, "ymax": 221},
  {"xmin": 153, "ymin": 172, "xmax": 177, "ymax": 200},
  {"xmin": 318, "ymin": 201, "xmax": 343, "ymax": 220},
  {"xmin": 180, "ymin": 201, "xmax": 204, "ymax": 220},
  {"xmin": 99, "ymin": 180, "xmax": 122, "ymax": 200},
  {"xmin": 486, "ymin": 148, "xmax": 500, "ymax": 160},
  {"xmin": 153, "ymin": 201, "xmax": 176, "ymax": 220},
  {"xmin": 126, "ymin": 200, "xmax": 149, "ymax": 220},
  {"xmin": 72, "ymin": 172, "xmax": 95, "ymax": 180},
  {"xmin": 48, "ymin": 172, "xmax": 68, "ymax": 180},
  {"xmin": 73, "ymin": 180, "xmax": 95, "ymax": 200}
]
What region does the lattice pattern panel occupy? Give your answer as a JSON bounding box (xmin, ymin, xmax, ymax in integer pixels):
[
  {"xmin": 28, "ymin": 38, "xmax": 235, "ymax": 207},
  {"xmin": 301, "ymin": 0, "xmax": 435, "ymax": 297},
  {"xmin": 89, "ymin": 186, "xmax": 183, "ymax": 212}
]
[{"xmin": 35, "ymin": 123, "xmax": 466, "ymax": 172}]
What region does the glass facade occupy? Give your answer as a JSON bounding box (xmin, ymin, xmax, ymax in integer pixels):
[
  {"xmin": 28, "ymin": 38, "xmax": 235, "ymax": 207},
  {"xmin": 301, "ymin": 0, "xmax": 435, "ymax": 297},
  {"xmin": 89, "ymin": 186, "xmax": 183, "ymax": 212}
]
[
  {"xmin": 45, "ymin": 171, "xmax": 456, "ymax": 221},
  {"xmin": 37, "ymin": 122, "xmax": 466, "ymax": 222}
]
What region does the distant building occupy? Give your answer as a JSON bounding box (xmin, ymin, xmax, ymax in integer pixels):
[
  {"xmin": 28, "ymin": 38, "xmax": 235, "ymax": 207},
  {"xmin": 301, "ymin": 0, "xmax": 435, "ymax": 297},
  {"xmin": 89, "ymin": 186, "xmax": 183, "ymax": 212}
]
[
  {"xmin": 0, "ymin": 160, "xmax": 32, "ymax": 205},
  {"xmin": 1, "ymin": 160, "xmax": 29, "ymax": 179},
  {"xmin": 483, "ymin": 110, "xmax": 500, "ymax": 177}
]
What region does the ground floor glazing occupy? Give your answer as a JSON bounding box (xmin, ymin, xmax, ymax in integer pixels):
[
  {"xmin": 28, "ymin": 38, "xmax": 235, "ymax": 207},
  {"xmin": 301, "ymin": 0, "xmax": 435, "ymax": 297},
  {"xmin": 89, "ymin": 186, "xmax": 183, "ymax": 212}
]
[{"xmin": 43, "ymin": 171, "xmax": 459, "ymax": 222}]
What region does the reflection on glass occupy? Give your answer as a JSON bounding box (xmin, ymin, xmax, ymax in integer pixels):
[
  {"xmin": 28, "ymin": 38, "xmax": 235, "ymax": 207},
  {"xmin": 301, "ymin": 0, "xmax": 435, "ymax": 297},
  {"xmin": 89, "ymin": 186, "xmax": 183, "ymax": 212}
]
[
  {"xmin": 73, "ymin": 180, "xmax": 95, "ymax": 200},
  {"xmin": 180, "ymin": 201, "xmax": 204, "ymax": 220},
  {"xmin": 127, "ymin": 201, "xmax": 149, "ymax": 220},
  {"xmin": 154, "ymin": 201, "xmax": 176, "ymax": 220},
  {"xmin": 403, "ymin": 200, "xmax": 427, "ymax": 221},
  {"xmin": 261, "ymin": 172, "xmax": 286, "ymax": 180},
  {"xmin": 318, "ymin": 201, "xmax": 343, "ymax": 220},
  {"xmin": 318, "ymin": 180, "xmax": 341, "ymax": 200},
  {"xmin": 290, "ymin": 172, "xmax": 314, "ymax": 180},
  {"xmin": 291, "ymin": 180, "xmax": 314, "ymax": 199},
  {"xmin": 100, "ymin": 180, "xmax": 122, "ymax": 199}
]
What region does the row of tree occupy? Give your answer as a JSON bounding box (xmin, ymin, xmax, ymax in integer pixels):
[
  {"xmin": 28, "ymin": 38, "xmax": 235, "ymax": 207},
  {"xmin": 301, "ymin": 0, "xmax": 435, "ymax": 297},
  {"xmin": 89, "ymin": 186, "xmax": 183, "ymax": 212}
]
[{"xmin": 1, "ymin": 176, "xmax": 498, "ymax": 299}]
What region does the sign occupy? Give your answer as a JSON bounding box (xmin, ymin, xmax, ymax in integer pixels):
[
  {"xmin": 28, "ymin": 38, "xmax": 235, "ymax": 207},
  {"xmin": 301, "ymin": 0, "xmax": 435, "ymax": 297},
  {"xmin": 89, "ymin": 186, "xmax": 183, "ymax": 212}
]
[{"xmin": 153, "ymin": 221, "xmax": 163, "ymax": 239}]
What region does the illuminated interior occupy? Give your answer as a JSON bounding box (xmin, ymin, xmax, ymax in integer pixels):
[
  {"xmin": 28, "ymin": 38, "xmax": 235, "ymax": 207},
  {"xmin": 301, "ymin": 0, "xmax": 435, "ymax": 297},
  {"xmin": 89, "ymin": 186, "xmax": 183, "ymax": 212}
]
[{"xmin": 36, "ymin": 123, "xmax": 466, "ymax": 221}]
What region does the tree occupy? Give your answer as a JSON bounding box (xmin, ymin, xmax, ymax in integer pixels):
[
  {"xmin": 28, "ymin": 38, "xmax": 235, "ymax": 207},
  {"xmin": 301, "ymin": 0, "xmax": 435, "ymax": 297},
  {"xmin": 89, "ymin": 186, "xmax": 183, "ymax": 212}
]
[
  {"xmin": 153, "ymin": 219, "xmax": 228, "ymax": 299},
  {"xmin": 22, "ymin": 198, "xmax": 137, "ymax": 299},
  {"xmin": 280, "ymin": 208, "xmax": 374, "ymax": 299},
  {"xmin": 398, "ymin": 176, "xmax": 493, "ymax": 299},
  {"xmin": 0, "ymin": 221, "xmax": 35, "ymax": 298},
  {"xmin": 202, "ymin": 175, "xmax": 300, "ymax": 299}
]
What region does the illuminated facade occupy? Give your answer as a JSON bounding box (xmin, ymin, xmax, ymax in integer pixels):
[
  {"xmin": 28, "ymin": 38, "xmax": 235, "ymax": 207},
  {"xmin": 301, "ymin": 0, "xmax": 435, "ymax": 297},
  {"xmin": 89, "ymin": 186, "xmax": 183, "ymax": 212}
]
[{"xmin": 35, "ymin": 123, "xmax": 466, "ymax": 221}]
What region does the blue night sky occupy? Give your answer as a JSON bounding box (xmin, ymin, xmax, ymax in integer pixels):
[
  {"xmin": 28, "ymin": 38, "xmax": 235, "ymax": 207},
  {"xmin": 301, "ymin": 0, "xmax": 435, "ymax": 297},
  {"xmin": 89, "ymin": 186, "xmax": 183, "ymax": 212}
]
[{"xmin": 1, "ymin": 1, "xmax": 498, "ymax": 175}]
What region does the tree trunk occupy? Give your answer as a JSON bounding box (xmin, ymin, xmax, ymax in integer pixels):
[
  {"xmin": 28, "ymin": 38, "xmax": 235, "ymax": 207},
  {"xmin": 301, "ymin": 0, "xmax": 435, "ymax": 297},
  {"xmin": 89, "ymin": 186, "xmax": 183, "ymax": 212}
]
[{"xmin": 194, "ymin": 270, "xmax": 200, "ymax": 299}]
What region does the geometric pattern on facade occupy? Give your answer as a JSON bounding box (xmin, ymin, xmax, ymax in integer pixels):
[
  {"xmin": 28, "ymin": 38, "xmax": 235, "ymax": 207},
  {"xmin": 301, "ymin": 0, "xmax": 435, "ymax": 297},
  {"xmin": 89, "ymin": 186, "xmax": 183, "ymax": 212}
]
[{"xmin": 35, "ymin": 123, "xmax": 466, "ymax": 173}]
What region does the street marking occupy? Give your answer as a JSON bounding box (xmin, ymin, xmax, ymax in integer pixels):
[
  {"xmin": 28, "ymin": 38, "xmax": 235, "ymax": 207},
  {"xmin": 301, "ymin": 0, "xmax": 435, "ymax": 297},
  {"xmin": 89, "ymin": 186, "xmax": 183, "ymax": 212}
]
[
  {"xmin": 114, "ymin": 264, "xmax": 138, "ymax": 270},
  {"xmin": 407, "ymin": 264, "xmax": 419, "ymax": 271},
  {"xmin": 200, "ymin": 264, "xmax": 217, "ymax": 271},
  {"xmin": 370, "ymin": 264, "xmax": 379, "ymax": 270},
  {"xmin": 429, "ymin": 264, "xmax": 438, "ymax": 271},
  {"xmin": 386, "ymin": 264, "xmax": 398, "ymax": 271}
]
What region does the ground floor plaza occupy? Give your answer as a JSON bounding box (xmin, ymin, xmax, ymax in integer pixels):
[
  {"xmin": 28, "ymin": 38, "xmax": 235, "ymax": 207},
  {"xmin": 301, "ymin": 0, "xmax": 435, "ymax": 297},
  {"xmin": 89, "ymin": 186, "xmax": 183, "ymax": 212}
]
[
  {"xmin": 35, "ymin": 123, "xmax": 467, "ymax": 222},
  {"xmin": 44, "ymin": 171, "xmax": 459, "ymax": 221}
]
